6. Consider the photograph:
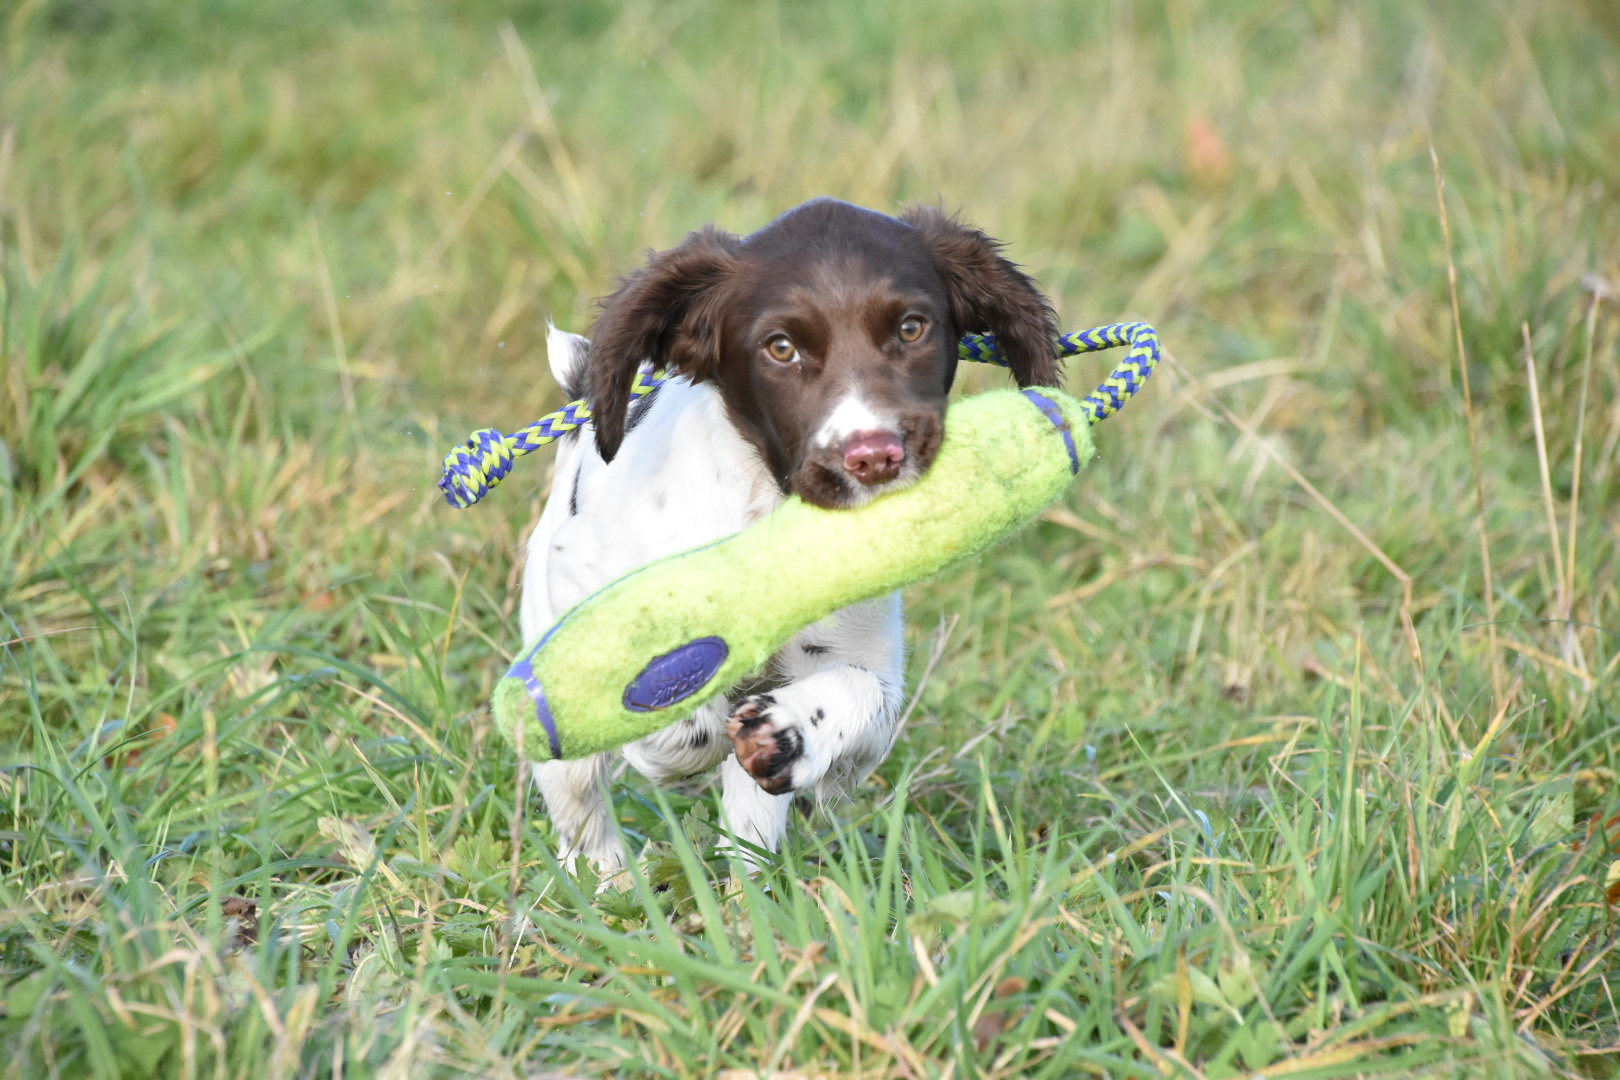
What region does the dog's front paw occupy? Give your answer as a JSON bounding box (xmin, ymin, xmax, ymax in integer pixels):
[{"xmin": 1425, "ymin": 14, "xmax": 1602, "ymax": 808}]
[{"xmin": 727, "ymin": 694, "xmax": 809, "ymax": 795}]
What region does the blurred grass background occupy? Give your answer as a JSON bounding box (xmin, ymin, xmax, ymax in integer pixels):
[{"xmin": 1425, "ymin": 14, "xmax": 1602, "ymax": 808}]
[{"xmin": 2, "ymin": 0, "xmax": 1618, "ymax": 1076}]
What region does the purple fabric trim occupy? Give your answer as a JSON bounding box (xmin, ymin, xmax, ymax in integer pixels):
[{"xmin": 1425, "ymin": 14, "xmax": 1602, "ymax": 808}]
[{"xmin": 1020, "ymin": 389, "xmax": 1081, "ymax": 474}]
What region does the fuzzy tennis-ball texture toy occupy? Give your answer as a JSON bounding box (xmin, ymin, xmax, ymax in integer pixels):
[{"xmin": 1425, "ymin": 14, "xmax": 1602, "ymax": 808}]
[{"xmin": 494, "ymin": 385, "xmax": 1100, "ymax": 764}]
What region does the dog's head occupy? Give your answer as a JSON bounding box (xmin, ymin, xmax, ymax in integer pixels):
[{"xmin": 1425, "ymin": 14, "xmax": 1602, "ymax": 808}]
[{"xmin": 584, "ymin": 198, "xmax": 1060, "ymax": 508}]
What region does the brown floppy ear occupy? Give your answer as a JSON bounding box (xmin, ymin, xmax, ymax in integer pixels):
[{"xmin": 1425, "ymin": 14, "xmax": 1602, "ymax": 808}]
[
  {"xmin": 585, "ymin": 226, "xmax": 740, "ymax": 462},
  {"xmin": 901, "ymin": 207, "xmax": 1060, "ymax": 388}
]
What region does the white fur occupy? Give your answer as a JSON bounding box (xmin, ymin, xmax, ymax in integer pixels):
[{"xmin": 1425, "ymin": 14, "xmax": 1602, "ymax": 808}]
[
  {"xmin": 520, "ymin": 330, "xmax": 907, "ymax": 874},
  {"xmin": 811, "ymin": 392, "xmax": 894, "ymax": 449}
]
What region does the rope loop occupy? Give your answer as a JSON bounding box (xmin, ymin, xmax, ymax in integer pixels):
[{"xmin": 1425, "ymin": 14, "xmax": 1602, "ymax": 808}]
[{"xmin": 438, "ymin": 321, "xmax": 1160, "ymax": 508}]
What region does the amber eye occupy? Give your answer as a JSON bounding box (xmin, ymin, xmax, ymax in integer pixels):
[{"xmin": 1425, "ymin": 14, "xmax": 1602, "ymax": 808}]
[
  {"xmin": 898, "ymin": 316, "xmax": 927, "ymax": 343},
  {"xmin": 764, "ymin": 334, "xmax": 798, "ymax": 363}
]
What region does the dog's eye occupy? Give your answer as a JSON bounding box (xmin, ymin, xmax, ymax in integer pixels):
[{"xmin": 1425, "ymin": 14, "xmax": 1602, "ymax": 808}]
[
  {"xmin": 898, "ymin": 316, "xmax": 927, "ymax": 343},
  {"xmin": 763, "ymin": 335, "xmax": 799, "ymax": 364}
]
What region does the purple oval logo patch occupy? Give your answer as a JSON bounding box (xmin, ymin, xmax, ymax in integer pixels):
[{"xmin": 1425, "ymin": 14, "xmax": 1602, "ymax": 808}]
[{"xmin": 623, "ymin": 637, "xmax": 729, "ymax": 712}]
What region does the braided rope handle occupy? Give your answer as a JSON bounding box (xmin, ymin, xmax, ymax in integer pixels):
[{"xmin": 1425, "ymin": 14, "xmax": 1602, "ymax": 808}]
[{"xmin": 438, "ymin": 321, "xmax": 1160, "ymax": 509}]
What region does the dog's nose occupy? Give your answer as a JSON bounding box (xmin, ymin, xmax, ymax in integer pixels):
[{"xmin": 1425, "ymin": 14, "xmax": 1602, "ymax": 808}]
[{"xmin": 841, "ymin": 431, "xmax": 905, "ymax": 485}]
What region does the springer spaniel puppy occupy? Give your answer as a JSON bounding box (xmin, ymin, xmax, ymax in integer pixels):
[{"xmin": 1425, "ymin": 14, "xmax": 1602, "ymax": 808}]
[{"xmin": 519, "ymin": 198, "xmax": 1060, "ymax": 873}]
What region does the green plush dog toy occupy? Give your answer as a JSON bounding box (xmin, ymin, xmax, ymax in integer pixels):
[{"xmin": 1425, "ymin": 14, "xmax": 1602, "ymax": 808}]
[{"xmin": 439, "ymin": 322, "xmax": 1160, "ymax": 763}]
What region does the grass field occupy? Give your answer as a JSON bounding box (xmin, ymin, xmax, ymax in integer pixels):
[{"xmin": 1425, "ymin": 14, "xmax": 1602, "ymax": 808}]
[{"xmin": 3, "ymin": 0, "xmax": 1619, "ymax": 1076}]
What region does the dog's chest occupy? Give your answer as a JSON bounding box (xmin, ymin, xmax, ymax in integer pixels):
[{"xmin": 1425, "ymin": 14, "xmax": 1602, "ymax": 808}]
[{"xmin": 543, "ymin": 379, "xmax": 782, "ymax": 618}]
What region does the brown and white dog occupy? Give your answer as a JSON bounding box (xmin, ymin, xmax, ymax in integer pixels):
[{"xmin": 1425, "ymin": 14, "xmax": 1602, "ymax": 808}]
[{"xmin": 520, "ymin": 198, "xmax": 1061, "ymax": 871}]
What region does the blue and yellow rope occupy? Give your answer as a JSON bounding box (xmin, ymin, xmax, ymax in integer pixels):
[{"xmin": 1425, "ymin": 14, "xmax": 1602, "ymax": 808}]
[{"xmin": 438, "ymin": 321, "xmax": 1160, "ymax": 508}]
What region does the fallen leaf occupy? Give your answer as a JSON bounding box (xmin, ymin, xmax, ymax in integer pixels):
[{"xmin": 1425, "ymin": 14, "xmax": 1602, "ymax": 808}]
[
  {"xmin": 220, "ymin": 895, "xmax": 259, "ymax": 948},
  {"xmin": 318, "ymin": 816, "xmax": 404, "ymax": 888},
  {"xmin": 1184, "ymin": 113, "xmax": 1231, "ymax": 189},
  {"xmin": 108, "ymin": 712, "xmax": 178, "ymax": 768},
  {"xmin": 972, "ymin": 976, "xmax": 1029, "ymax": 1054}
]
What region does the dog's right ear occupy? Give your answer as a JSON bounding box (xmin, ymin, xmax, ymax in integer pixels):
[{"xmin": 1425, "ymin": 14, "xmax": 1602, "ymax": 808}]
[{"xmin": 585, "ymin": 227, "xmax": 740, "ymax": 462}]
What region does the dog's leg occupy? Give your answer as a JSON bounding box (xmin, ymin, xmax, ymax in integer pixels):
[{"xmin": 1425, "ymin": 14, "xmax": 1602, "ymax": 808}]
[
  {"xmin": 622, "ymin": 699, "xmax": 732, "ymax": 785},
  {"xmin": 719, "ymin": 754, "xmax": 794, "ymax": 866},
  {"xmin": 728, "ymin": 594, "xmax": 906, "ymax": 797},
  {"xmin": 532, "ymin": 753, "xmax": 626, "ymax": 875}
]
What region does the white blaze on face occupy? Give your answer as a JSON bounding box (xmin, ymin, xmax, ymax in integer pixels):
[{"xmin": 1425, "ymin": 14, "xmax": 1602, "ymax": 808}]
[{"xmin": 812, "ymin": 393, "xmax": 894, "ymax": 450}]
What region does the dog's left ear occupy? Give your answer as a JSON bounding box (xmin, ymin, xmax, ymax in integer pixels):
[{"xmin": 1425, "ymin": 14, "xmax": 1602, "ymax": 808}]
[{"xmin": 901, "ymin": 207, "xmax": 1061, "ymax": 388}]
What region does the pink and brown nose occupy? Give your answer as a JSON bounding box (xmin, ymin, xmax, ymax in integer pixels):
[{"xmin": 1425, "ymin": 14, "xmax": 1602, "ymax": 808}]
[{"xmin": 841, "ymin": 431, "xmax": 905, "ymax": 485}]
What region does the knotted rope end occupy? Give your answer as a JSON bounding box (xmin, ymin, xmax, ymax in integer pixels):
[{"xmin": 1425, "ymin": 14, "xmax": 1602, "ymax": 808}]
[{"xmin": 439, "ymin": 428, "xmax": 516, "ymax": 509}]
